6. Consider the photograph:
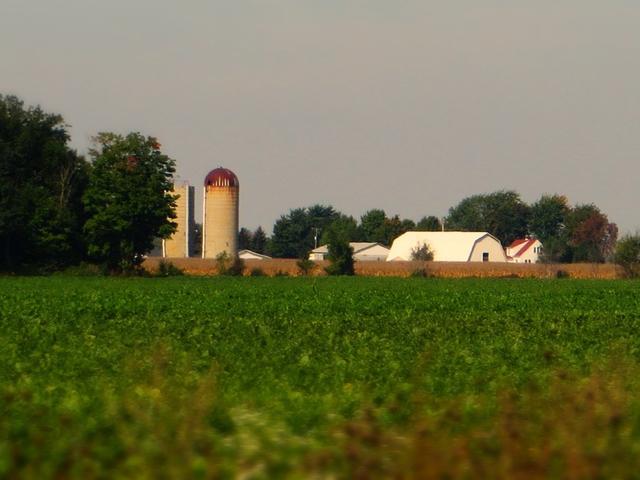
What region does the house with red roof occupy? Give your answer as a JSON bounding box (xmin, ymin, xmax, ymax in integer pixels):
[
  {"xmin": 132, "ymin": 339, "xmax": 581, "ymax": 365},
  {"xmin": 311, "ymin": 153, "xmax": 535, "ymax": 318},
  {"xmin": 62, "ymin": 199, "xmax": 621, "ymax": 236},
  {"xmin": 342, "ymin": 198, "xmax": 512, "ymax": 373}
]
[{"xmin": 506, "ymin": 238, "xmax": 543, "ymax": 263}]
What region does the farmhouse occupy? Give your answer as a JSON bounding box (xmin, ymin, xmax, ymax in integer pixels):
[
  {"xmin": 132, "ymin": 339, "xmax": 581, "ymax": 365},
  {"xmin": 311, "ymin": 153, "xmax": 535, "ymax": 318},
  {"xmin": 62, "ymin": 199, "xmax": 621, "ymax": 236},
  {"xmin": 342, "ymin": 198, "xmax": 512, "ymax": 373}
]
[
  {"xmin": 238, "ymin": 249, "xmax": 271, "ymax": 260},
  {"xmin": 387, "ymin": 232, "xmax": 507, "ymax": 262},
  {"xmin": 506, "ymin": 238, "xmax": 543, "ymax": 263},
  {"xmin": 309, "ymin": 242, "xmax": 390, "ymax": 261}
]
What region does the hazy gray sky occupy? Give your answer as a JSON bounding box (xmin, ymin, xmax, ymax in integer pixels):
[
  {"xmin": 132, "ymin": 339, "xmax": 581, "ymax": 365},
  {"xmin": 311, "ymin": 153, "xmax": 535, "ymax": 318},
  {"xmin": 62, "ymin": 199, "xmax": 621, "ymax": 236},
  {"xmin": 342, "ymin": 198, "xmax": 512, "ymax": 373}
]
[{"xmin": 3, "ymin": 1, "xmax": 639, "ymax": 233}]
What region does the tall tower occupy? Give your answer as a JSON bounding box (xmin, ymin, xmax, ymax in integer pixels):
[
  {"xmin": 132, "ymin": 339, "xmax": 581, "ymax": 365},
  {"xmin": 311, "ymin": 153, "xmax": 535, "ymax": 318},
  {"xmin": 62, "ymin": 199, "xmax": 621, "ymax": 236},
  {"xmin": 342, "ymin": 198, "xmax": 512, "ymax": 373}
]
[
  {"xmin": 202, "ymin": 167, "xmax": 239, "ymax": 258},
  {"xmin": 162, "ymin": 182, "xmax": 195, "ymax": 258}
]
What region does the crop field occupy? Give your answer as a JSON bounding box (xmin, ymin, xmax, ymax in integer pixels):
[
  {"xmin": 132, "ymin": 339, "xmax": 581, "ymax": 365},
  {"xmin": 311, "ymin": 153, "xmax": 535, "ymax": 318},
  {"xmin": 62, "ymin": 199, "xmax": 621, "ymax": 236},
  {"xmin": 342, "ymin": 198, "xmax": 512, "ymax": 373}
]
[{"xmin": 1, "ymin": 277, "xmax": 640, "ymax": 478}]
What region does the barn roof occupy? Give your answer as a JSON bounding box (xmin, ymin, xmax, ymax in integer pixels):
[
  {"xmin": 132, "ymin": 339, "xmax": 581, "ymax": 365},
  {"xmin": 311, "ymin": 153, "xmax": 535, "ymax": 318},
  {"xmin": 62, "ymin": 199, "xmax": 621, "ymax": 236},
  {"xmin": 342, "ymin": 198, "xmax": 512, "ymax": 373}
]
[
  {"xmin": 311, "ymin": 242, "xmax": 388, "ymax": 255},
  {"xmin": 512, "ymin": 238, "xmax": 539, "ymax": 258},
  {"xmin": 386, "ymin": 231, "xmax": 503, "ymax": 262}
]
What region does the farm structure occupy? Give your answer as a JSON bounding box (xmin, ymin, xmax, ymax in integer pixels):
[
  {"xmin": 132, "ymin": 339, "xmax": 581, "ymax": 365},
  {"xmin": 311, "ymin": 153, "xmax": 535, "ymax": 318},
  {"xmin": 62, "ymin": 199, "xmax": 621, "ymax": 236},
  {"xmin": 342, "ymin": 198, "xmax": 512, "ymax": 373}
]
[
  {"xmin": 506, "ymin": 238, "xmax": 543, "ymax": 263},
  {"xmin": 387, "ymin": 231, "xmax": 507, "ymax": 262},
  {"xmin": 239, "ymin": 249, "xmax": 271, "ymax": 260},
  {"xmin": 161, "ymin": 183, "xmax": 195, "ymax": 258},
  {"xmin": 202, "ymin": 167, "xmax": 239, "ymax": 259},
  {"xmin": 309, "ymin": 242, "xmax": 390, "ymax": 261}
]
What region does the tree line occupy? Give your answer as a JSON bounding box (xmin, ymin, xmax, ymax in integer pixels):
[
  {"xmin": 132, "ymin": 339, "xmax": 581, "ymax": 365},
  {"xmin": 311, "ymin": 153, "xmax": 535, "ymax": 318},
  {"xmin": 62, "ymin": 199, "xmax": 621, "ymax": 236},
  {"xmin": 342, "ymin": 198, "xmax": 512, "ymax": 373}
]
[{"xmin": 244, "ymin": 192, "xmax": 620, "ymax": 264}]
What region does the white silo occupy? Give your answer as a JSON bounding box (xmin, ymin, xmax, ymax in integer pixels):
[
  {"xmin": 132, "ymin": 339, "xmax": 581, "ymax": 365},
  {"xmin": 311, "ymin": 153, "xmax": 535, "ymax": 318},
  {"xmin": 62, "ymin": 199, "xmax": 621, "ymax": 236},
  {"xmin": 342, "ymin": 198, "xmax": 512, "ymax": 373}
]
[{"xmin": 202, "ymin": 167, "xmax": 239, "ymax": 258}]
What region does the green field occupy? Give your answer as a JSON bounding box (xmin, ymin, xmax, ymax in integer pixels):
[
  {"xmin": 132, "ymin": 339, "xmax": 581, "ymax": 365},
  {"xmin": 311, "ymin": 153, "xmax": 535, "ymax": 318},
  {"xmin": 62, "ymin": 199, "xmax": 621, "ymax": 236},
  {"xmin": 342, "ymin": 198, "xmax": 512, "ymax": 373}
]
[{"xmin": 2, "ymin": 277, "xmax": 640, "ymax": 478}]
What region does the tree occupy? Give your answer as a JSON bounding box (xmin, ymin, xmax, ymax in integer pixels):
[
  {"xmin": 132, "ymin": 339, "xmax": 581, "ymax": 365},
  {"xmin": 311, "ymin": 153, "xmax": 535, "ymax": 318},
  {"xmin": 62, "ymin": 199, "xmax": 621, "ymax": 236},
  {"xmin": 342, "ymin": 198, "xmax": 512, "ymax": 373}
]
[
  {"xmin": 238, "ymin": 227, "xmax": 252, "ymax": 250},
  {"xmin": 614, "ymin": 234, "xmax": 640, "ymax": 277},
  {"xmin": 324, "ymin": 225, "xmax": 355, "ymax": 276},
  {"xmin": 320, "ymin": 215, "xmax": 359, "ymax": 246},
  {"xmin": 358, "ymin": 209, "xmax": 387, "ymax": 243},
  {"xmin": 529, "ymin": 194, "xmax": 569, "ymax": 242},
  {"xmin": 0, "ymin": 94, "xmax": 89, "ymax": 271},
  {"xmin": 446, "ymin": 190, "xmax": 530, "ymax": 246},
  {"xmin": 416, "ymin": 216, "xmax": 442, "ymax": 231},
  {"xmin": 566, "ymin": 204, "xmax": 617, "ymax": 263},
  {"xmin": 270, "ymin": 205, "xmax": 339, "ymax": 258},
  {"xmin": 251, "ymin": 226, "xmax": 267, "ymax": 254},
  {"xmin": 82, "ymin": 132, "xmax": 177, "ymax": 272}
]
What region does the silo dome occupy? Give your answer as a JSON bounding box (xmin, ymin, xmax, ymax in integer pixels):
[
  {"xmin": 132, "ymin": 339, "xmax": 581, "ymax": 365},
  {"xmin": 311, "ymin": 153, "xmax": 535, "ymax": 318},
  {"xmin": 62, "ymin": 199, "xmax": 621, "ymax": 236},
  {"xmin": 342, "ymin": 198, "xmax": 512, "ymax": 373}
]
[{"xmin": 204, "ymin": 168, "xmax": 239, "ymax": 188}]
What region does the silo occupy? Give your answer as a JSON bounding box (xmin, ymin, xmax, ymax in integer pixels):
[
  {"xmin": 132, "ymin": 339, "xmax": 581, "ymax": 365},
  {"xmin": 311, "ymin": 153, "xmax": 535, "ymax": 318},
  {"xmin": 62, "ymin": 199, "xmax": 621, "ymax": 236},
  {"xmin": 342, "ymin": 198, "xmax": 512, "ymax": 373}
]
[
  {"xmin": 162, "ymin": 182, "xmax": 195, "ymax": 258},
  {"xmin": 202, "ymin": 167, "xmax": 239, "ymax": 258}
]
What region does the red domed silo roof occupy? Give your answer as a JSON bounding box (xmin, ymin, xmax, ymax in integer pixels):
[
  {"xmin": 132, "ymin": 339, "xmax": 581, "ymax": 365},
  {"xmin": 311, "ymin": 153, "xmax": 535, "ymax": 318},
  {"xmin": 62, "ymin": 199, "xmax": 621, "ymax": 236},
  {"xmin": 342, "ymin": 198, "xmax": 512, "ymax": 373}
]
[{"xmin": 204, "ymin": 167, "xmax": 239, "ymax": 188}]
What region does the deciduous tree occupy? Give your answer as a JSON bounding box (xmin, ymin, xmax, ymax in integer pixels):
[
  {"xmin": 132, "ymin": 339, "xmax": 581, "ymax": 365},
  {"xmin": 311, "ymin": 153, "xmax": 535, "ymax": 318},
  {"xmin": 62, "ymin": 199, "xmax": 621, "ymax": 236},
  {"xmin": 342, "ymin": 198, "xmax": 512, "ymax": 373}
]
[{"xmin": 83, "ymin": 132, "xmax": 177, "ymax": 272}]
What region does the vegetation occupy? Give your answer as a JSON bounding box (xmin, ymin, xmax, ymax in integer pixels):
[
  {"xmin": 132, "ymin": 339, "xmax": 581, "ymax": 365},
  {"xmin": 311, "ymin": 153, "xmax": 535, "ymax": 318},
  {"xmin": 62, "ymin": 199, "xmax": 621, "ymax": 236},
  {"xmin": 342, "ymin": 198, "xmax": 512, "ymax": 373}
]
[
  {"xmin": 83, "ymin": 132, "xmax": 177, "ymax": 273},
  {"xmin": 410, "ymin": 242, "xmax": 434, "ymax": 261},
  {"xmin": 615, "ymin": 234, "xmax": 640, "ymax": 278},
  {"xmin": 1, "ymin": 277, "xmax": 640, "ymax": 477},
  {"xmin": 215, "ymin": 251, "xmax": 245, "ymax": 276},
  {"xmin": 0, "ymin": 95, "xmax": 88, "ymax": 272},
  {"xmin": 324, "ymin": 226, "xmax": 355, "ymax": 276}
]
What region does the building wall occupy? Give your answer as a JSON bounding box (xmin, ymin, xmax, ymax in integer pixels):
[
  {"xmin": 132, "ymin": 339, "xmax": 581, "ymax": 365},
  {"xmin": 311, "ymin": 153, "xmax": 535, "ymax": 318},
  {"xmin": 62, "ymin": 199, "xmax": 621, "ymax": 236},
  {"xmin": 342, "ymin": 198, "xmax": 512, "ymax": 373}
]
[
  {"xmin": 514, "ymin": 240, "xmax": 542, "ymax": 263},
  {"xmin": 203, "ymin": 185, "xmax": 239, "ymax": 258},
  {"xmin": 468, "ymin": 236, "xmax": 508, "ymax": 262},
  {"xmin": 354, "ymin": 245, "xmax": 390, "ymax": 261},
  {"xmin": 163, "ymin": 184, "xmax": 194, "ymax": 258}
]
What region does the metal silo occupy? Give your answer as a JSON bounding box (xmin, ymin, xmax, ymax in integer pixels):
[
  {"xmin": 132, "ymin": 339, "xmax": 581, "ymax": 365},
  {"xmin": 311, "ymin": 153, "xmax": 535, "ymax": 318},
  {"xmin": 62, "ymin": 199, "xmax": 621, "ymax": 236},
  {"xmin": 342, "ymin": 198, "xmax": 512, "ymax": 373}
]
[{"xmin": 202, "ymin": 167, "xmax": 239, "ymax": 258}]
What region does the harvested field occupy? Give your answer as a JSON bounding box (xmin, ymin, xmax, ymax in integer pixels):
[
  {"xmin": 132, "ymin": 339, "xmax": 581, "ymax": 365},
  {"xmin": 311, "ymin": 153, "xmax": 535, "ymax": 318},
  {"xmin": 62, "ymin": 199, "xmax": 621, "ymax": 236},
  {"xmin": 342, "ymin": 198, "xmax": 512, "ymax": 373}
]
[{"xmin": 144, "ymin": 257, "xmax": 623, "ymax": 279}]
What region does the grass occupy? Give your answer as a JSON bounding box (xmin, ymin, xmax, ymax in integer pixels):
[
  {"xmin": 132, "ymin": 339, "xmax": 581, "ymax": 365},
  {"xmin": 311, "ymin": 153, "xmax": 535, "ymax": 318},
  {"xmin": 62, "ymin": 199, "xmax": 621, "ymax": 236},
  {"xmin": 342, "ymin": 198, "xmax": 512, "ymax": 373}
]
[{"xmin": 0, "ymin": 276, "xmax": 639, "ymax": 478}]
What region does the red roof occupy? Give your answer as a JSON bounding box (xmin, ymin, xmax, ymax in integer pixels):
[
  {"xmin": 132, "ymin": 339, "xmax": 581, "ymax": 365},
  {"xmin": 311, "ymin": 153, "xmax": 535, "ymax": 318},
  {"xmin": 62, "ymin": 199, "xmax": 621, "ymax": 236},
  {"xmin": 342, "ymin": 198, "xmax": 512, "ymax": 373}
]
[
  {"xmin": 508, "ymin": 238, "xmax": 529, "ymax": 249},
  {"xmin": 513, "ymin": 238, "xmax": 537, "ymax": 258},
  {"xmin": 204, "ymin": 168, "xmax": 239, "ymax": 188}
]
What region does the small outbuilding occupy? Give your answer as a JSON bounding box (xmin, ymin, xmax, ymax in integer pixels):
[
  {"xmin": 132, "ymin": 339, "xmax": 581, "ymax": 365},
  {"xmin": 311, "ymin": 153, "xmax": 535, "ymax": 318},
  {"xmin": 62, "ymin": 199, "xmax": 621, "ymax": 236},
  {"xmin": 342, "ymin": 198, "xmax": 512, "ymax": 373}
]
[
  {"xmin": 309, "ymin": 242, "xmax": 390, "ymax": 261},
  {"xmin": 506, "ymin": 238, "xmax": 543, "ymax": 263},
  {"xmin": 387, "ymin": 231, "xmax": 507, "ymax": 262},
  {"xmin": 238, "ymin": 249, "xmax": 271, "ymax": 260}
]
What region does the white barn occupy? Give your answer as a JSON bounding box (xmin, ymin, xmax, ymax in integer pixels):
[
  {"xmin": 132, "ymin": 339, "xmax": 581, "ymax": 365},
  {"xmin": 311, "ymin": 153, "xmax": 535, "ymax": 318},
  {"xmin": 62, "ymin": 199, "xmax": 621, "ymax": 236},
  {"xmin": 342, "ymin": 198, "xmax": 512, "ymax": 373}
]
[
  {"xmin": 387, "ymin": 232, "xmax": 507, "ymax": 263},
  {"xmin": 309, "ymin": 242, "xmax": 390, "ymax": 261}
]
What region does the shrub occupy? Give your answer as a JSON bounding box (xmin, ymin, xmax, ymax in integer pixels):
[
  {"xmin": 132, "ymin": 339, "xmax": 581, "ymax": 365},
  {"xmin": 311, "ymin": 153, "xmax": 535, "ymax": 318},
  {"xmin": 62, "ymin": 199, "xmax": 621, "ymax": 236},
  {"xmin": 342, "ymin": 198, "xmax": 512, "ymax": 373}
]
[
  {"xmin": 615, "ymin": 234, "xmax": 640, "ymax": 278},
  {"xmin": 410, "ymin": 243, "xmax": 434, "ymax": 262},
  {"xmin": 156, "ymin": 260, "xmax": 184, "ymax": 277},
  {"xmin": 215, "ymin": 252, "xmax": 245, "ymax": 276},
  {"xmin": 249, "ymin": 267, "xmax": 265, "ymax": 277},
  {"xmin": 274, "ymin": 270, "xmax": 290, "ymax": 277},
  {"xmin": 296, "ymin": 258, "xmax": 317, "ymax": 276},
  {"xmin": 324, "ymin": 228, "xmax": 355, "ymax": 276}
]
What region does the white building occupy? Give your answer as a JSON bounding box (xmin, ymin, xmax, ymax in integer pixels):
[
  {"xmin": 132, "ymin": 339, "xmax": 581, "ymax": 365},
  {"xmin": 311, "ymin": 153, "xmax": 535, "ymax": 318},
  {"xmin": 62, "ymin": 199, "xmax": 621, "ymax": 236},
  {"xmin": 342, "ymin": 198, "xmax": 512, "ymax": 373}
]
[
  {"xmin": 309, "ymin": 242, "xmax": 390, "ymax": 261},
  {"xmin": 387, "ymin": 231, "xmax": 507, "ymax": 262},
  {"xmin": 506, "ymin": 238, "xmax": 543, "ymax": 263},
  {"xmin": 238, "ymin": 249, "xmax": 271, "ymax": 261}
]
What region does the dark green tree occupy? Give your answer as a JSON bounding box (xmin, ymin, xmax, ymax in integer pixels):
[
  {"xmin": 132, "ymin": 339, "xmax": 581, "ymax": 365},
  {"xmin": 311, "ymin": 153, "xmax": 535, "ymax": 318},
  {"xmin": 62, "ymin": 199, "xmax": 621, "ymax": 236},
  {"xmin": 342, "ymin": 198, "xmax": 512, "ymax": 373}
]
[
  {"xmin": 238, "ymin": 227, "xmax": 252, "ymax": 250},
  {"xmin": 358, "ymin": 209, "xmax": 387, "ymax": 243},
  {"xmin": 529, "ymin": 194, "xmax": 569, "ymax": 242},
  {"xmin": 615, "ymin": 234, "xmax": 640, "ymax": 277},
  {"xmin": 0, "ymin": 95, "xmax": 89, "ymax": 271},
  {"xmin": 82, "ymin": 132, "xmax": 177, "ymax": 272},
  {"xmin": 446, "ymin": 190, "xmax": 530, "ymax": 246},
  {"xmin": 270, "ymin": 205, "xmax": 339, "ymax": 258},
  {"xmin": 324, "ymin": 224, "xmax": 355, "ymax": 276},
  {"xmin": 416, "ymin": 216, "xmax": 442, "ymax": 231},
  {"xmin": 320, "ymin": 214, "xmax": 359, "ymax": 245},
  {"xmin": 251, "ymin": 226, "xmax": 268, "ymax": 254}
]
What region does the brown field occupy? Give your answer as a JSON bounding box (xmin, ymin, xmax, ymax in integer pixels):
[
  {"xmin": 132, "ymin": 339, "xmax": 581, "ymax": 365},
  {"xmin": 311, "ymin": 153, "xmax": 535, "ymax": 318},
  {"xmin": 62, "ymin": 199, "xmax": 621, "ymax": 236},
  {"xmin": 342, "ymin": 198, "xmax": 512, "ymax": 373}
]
[{"xmin": 144, "ymin": 257, "xmax": 623, "ymax": 279}]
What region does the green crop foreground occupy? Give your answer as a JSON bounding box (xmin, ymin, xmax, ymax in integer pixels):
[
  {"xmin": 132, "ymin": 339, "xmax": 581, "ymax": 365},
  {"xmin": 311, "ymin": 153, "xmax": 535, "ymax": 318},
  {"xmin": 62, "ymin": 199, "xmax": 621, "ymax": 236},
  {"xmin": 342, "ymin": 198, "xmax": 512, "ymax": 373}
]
[{"xmin": 1, "ymin": 277, "xmax": 640, "ymax": 478}]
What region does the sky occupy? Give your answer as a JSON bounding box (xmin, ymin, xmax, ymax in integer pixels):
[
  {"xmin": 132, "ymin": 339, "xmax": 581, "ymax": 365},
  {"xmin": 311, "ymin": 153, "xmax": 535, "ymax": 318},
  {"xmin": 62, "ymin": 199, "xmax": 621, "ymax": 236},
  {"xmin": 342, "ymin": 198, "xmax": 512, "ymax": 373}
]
[{"xmin": 2, "ymin": 1, "xmax": 639, "ymax": 234}]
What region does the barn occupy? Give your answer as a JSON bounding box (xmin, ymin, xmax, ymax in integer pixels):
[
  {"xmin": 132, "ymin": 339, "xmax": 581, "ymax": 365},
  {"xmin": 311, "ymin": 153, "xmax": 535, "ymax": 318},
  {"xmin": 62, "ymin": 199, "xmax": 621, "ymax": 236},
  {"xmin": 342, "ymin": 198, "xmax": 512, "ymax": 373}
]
[
  {"xmin": 309, "ymin": 242, "xmax": 390, "ymax": 261},
  {"xmin": 386, "ymin": 232, "xmax": 507, "ymax": 262}
]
